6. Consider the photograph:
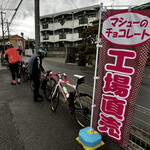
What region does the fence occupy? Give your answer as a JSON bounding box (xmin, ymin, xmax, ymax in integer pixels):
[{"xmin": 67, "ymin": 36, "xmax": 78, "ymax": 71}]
[{"xmin": 127, "ymin": 104, "xmax": 150, "ymax": 150}]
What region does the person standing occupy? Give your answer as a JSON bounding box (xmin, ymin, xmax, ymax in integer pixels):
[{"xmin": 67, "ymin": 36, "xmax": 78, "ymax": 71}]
[
  {"xmin": 5, "ymin": 41, "xmax": 21, "ymax": 85},
  {"xmin": 28, "ymin": 48, "xmax": 47, "ymax": 102}
]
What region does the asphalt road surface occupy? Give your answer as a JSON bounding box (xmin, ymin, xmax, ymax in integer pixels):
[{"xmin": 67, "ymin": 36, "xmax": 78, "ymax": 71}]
[
  {"xmin": 0, "ymin": 59, "xmax": 124, "ymax": 150},
  {"xmin": 24, "ymin": 56, "xmax": 150, "ymax": 110},
  {"xmin": 1, "ymin": 56, "xmax": 149, "ymax": 150}
]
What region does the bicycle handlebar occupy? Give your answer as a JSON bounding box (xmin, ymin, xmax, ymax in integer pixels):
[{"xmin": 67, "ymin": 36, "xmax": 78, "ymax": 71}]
[
  {"xmin": 48, "ymin": 71, "xmax": 85, "ymax": 86},
  {"xmin": 49, "ymin": 72, "xmax": 68, "ymax": 81}
]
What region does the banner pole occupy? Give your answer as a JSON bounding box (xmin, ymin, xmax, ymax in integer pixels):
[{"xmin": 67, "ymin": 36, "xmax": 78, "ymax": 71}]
[
  {"xmin": 90, "ymin": 3, "xmax": 103, "ymax": 132},
  {"xmin": 76, "ymin": 4, "xmax": 105, "ymax": 149}
]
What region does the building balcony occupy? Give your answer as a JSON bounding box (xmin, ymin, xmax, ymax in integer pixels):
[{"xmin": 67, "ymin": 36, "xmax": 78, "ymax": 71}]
[
  {"xmin": 40, "ymin": 17, "xmax": 97, "ymax": 31},
  {"xmin": 43, "ymin": 37, "xmax": 49, "ymax": 40},
  {"xmin": 41, "ymin": 33, "xmax": 82, "ymax": 43}
]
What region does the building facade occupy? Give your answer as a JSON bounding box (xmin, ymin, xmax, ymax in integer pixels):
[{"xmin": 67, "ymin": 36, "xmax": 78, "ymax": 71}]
[
  {"xmin": 0, "ymin": 35, "xmax": 25, "ymax": 49},
  {"xmin": 40, "ymin": 5, "xmax": 100, "ymax": 52}
]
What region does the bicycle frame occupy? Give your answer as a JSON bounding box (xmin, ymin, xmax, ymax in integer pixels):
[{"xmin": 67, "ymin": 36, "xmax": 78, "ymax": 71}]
[
  {"xmin": 49, "ymin": 72, "xmax": 79, "ymax": 105},
  {"xmin": 48, "ymin": 72, "xmax": 92, "ymax": 127}
]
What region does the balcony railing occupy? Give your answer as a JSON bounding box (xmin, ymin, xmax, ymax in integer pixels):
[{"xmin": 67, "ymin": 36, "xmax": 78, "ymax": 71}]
[
  {"xmin": 42, "ymin": 24, "xmax": 48, "ymax": 29},
  {"xmin": 59, "ymin": 34, "xmax": 66, "ymax": 39},
  {"xmin": 79, "ymin": 18, "xmax": 88, "ymax": 24},
  {"xmin": 43, "ymin": 37, "xmax": 49, "ymax": 40}
]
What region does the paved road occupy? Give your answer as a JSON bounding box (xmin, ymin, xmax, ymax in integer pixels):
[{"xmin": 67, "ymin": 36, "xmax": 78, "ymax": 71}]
[
  {"xmin": 24, "ymin": 56, "xmax": 95, "ymax": 97},
  {"xmin": 24, "ymin": 56, "xmax": 150, "ymax": 145},
  {"xmin": 24, "ymin": 56, "xmax": 150, "ymax": 132},
  {"xmin": 24, "ymin": 56, "xmax": 150, "ymax": 110},
  {"xmin": 0, "ymin": 57, "xmax": 124, "ymax": 150}
]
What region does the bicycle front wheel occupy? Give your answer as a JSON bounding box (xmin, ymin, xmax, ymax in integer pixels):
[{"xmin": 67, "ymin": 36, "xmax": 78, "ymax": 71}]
[
  {"xmin": 74, "ymin": 93, "xmax": 92, "ymax": 128},
  {"xmin": 43, "ymin": 78, "xmax": 56, "ymax": 101},
  {"xmin": 51, "ymin": 87, "xmax": 59, "ymax": 112}
]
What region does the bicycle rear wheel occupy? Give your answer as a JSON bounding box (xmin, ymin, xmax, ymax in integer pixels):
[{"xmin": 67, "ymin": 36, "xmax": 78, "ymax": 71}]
[
  {"xmin": 20, "ymin": 70, "xmax": 29, "ymax": 82},
  {"xmin": 51, "ymin": 87, "xmax": 59, "ymax": 112},
  {"xmin": 74, "ymin": 93, "xmax": 92, "ymax": 128},
  {"xmin": 43, "ymin": 78, "xmax": 56, "ymax": 101}
]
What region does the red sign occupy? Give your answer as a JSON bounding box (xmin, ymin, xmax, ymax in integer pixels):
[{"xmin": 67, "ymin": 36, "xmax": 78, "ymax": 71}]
[{"xmin": 93, "ymin": 9, "xmax": 150, "ymax": 147}]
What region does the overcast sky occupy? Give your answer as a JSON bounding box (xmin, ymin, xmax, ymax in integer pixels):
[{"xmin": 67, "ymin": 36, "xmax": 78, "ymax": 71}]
[{"xmin": 0, "ymin": 0, "xmax": 150, "ymax": 39}]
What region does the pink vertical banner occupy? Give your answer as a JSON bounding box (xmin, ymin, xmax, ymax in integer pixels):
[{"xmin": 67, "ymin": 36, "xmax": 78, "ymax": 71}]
[{"xmin": 93, "ymin": 9, "xmax": 150, "ymax": 148}]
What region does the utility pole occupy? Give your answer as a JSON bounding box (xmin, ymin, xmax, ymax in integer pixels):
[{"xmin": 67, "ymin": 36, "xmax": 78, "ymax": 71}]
[
  {"xmin": 34, "ymin": 0, "xmax": 40, "ymax": 52},
  {"xmin": 1, "ymin": 11, "xmax": 5, "ymax": 65},
  {"xmin": 6, "ymin": 20, "xmax": 10, "ymax": 40},
  {"xmin": 21, "ymin": 32, "xmax": 24, "ymax": 54},
  {"xmin": 28, "ymin": 37, "xmax": 30, "ymax": 49}
]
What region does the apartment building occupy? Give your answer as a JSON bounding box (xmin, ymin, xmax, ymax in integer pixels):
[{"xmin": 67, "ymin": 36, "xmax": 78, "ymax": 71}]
[{"xmin": 40, "ymin": 5, "xmax": 100, "ymax": 52}]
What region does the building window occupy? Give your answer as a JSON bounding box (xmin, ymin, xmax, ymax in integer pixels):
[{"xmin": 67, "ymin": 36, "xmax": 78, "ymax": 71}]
[
  {"xmin": 59, "ymin": 33, "xmax": 66, "ymax": 39},
  {"xmin": 59, "ymin": 42, "xmax": 64, "ymax": 47},
  {"xmin": 58, "ymin": 18, "xmax": 65, "ymax": 25},
  {"xmin": 88, "ymin": 13, "xmax": 96, "ymax": 18},
  {"xmin": 42, "ymin": 23, "xmax": 48, "ymax": 29},
  {"xmin": 43, "ymin": 35, "xmax": 49, "ymax": 40},
  {"xmin": 49, "ymin": 32, "xmax": 53, "ymax": 35},
  {"xmin": 79, "ymin": 17, "xmax": 88, "ymax": 24},
  {"xmin": 66, "ymin": 17, "xmax": 72, "ymax": 21}
]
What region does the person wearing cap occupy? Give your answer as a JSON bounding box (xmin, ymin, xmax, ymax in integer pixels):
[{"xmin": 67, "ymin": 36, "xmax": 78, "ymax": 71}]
[
  {"xmin": 5, "ymin": 41, "xmax": 22, "ymax": 85},
  {"xmin": 28, "ymin": 48, "xmax": 47, "ymax": 102}
]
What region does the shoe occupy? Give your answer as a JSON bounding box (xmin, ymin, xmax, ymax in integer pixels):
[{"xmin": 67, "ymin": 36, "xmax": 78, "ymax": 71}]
[
  {"xmin": 34, "ymin": 97, "xmax": 43, "ymax": 102},
  {"xmin": 11, "ymin": 82, "xmax": 16, "ymax": 85},
  {"xmin": 17, "ymin": 78, "xmax": 21, "ymax": 84},
  {"xmin": 38, "ymin": 94, "xmax": 43, "ymax": 98}
]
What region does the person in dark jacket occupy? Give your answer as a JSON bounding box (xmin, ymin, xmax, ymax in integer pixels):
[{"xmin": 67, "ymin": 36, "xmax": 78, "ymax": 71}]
[
  {"xmin": 28, "ymin": 48, "xmax": 47, "ymax": 102},
  {"xmin": 5, "ymin": 41, "xmax": 22, "ymax": 85}
]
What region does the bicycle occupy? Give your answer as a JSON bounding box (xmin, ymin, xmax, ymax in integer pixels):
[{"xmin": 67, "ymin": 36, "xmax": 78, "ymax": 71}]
[
  {"xmin": 30, "ymin": 70, "xmax": 51, "ymax": 96},
  {"xmin": 19, "ymin": 61, "xmax": 29, "ymax": 82},
  {"xmin": 44, "ymin": 72, "xmax": 92, "ymax": 127}
]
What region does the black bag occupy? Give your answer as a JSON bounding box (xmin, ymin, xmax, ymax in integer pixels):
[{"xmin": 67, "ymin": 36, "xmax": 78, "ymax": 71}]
[{"xmin": 68, "ymin": 91, "xmax": 75, "ymax": 113}]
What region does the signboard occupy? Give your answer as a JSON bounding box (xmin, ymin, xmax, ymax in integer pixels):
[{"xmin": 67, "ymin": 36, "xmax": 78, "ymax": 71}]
[
  {"xmin": 17, "ymin": 39, "xmax": 23, "ymax": 61},
  {"xmin": 93, "ymin": 9, "xmax": 150, "ymax": 147},
  {"xmin": 17, "ymin": 39, "xmax": 23, "ymax": 50}
]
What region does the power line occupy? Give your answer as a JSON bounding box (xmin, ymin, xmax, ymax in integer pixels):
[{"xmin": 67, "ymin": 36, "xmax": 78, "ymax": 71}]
[
  {"xmin": 4, "ymin": 0, "xmax": 10, "ymax": 10},
  {"xmin": 9, "ymin": 0, "xmax": 23, "ymax": 26},
  {"xmin": 3, "ymin": 0, "xmax": 24, "ymax": 34},
  {"xmin": 8, "ymin": 0, "xmax": 17, "ymax": 9},
  {"xmin": 6, "ymin": 0, "xmax": 19, "ymax": 15},
  {"xmin": 11, "ymin": 23, "xmax": 34, "ymax": 29},
  {"xmin": 1, "ymin": 0, "xmax": 16, "ymax": 11},
  {"xmin": 70, "ymin": 0, "xmax": 79, "ymax": 10},
  {"xmin": 1, "ymin": 0, "xmax": 5, "ymax": 7},
  {"xmin": 5, "ymin": 0, "xmax": 18, "ymax": 20},
  {"xmin": 1, "ymin": 0, "xmax": 18, "ymax": 22}
]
